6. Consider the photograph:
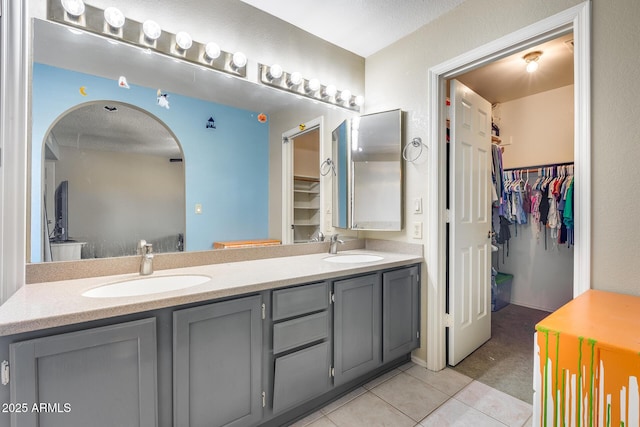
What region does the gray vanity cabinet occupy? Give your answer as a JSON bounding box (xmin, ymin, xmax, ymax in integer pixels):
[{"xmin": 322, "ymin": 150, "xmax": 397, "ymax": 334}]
[
  {"xmin": 332, "ymin": 273, "xmax": 382, "ymax": 386},
  {"xmin": 382, "ymin": 266, "xmax": 420, "ymax": 363},
  {"xmin": 9, "ymin": 318, "xmax": 157, "ymax": 427},
  {"xmin": 173, "ymin": 295, "xmax": 263, "ymax": 427}
]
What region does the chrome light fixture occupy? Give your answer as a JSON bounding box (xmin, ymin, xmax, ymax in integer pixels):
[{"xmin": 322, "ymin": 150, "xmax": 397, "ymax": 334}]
[
  {"xmin": 524, "ymin": 51, "xmax": 542, "ymax": 73},
  {"xmin": 142, "ymin": 20, "xmax": 161, "ymax": 42},
  {"xmin": 61, "ymin": 0, "xmax": 85, "ymax": 17},
  {"xmin": 104, "ymin": 7, "xmax": 125, "ymax": 30}
]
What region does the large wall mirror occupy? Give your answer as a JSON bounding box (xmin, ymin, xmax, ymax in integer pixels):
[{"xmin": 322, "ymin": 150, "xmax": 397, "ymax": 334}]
[{"xmin": 29, "ymin": 19, "xmax": 355, "ymax": 263}]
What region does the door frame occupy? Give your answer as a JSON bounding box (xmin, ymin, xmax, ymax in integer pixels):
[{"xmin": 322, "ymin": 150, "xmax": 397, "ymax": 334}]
[
  {"xmin": 281, "ymin": 116, "xmax": 325, "ymax": 244},
  {"xmin": 426, "ymin": 2, "xmax": 591, "ymax": 371}
]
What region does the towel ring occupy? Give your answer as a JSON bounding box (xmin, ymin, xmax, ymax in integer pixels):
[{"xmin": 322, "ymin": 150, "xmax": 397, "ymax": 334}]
[
  {"xmin": 320, "ymin": 158, "xmax": 336, "ymax": 176},
  {"xmin": 403, "ymin": 137, "xmax": 427, "ymax": 163}
]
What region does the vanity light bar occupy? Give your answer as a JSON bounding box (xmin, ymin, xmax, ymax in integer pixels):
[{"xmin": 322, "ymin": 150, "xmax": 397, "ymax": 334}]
[
  {"xmin": 259, "ymin": 64, "xmax": 362, "ymax": 112},
  {"xmin": 48, "ymin": 0, "xmax": 247, "ymax": 78}
]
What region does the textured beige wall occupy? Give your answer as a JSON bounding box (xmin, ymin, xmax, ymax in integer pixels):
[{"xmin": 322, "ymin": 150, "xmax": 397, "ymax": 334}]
[
  {"xmin": 590, "ymin": 0, "xmax": 640, "ymax": 296},
  {"xmin": 499, "ymin": 85, "xmax": 574, "ymax": 168}
]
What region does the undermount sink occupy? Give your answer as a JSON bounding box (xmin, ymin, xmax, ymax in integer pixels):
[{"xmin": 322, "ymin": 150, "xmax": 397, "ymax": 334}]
[
  {"xmin": 82, "ymin": 274, "xmax": 211, "ymax": 298},
  {"xmin": 323, "ymin": 254, "xmax": 384, "ymax": 264}
]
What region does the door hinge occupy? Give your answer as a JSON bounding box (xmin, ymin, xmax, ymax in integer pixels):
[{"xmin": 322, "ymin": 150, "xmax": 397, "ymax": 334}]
[
  {"xmin": 261, "ymin": 391, "xmax": 266, "ymax": 408},
  {"xmin": 261, "ymin": 303, "xmax": 266, "ymax": 320},
  {"xmin": 416, "ymin": 273, "xmax": 420, "ymax": 283},
  {"xmin": 445, "ymin": 209, "xmax": 451, "ymax": 223},
  {"xmin": 329, "ymin": 366, "xmax": 335, "ymax": 378},
  {"xmin": 329, "ymin": 291, "xmax": 335, "ymax": 305},
  {"xmin": 1, "ymin": 361, "xmax": 9, "ymax": 385},
  {"xmin": 417, "ymin": 330, "xmax": 420, "ymax": 339},
  {"xmin": 444, "ymin": 313, "xmax": 453, "ymax": 328}
]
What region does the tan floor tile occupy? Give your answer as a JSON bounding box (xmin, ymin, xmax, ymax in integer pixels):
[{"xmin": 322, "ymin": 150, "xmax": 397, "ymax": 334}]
[
  {"xmin": 522, "ymin": 415, "xmax": 532, "ymax": 426},
  {"xmin": 320, "ymin": 387, "xmax": 367, "ymax": 415},
  {"xmin": 405, "ymin": 365, "xmax": 473, "ymax": 396},
  {"xmin": 326, "ymin": 392, "xmax": 415, "ymax": 427},
  {"xmin": 455, "ymin": 381, "xmax": 532, "ymax": 427},
  {"xmin": 306, "ymin": 416, "xmax": 338, "ymax": 427},
  {"xmin": 288, "ymin": 410, "xmax": 325, "ymax": 427},
  {"xmin": 369, "ymin": 372, "xmax": 449, "ymax": 421},
  {"xmin": 363, "ymin": 368, "xmax": 401, "ymax": 390},
  {"xmin": 419, "ymin": 398, "xmax": 507, "ymax": 426}
]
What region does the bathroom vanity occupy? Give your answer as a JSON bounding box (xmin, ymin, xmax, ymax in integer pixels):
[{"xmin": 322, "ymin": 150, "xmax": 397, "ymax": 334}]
[{"xmin": 0, "ymin": 250, "xmax": 421, "ymax": 427}]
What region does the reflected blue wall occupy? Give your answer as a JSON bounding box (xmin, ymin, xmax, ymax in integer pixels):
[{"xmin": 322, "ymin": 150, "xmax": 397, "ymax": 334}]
[{"xmin": 31, "ymin": 63, "xmax": 269, "ymax": 261}]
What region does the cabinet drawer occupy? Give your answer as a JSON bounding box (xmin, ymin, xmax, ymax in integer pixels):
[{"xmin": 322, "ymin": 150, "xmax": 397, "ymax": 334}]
[
  {"xmin": 272, "ymin": 281, "xmax": 329, "ymax": 320},
  {"xmin": 273, "ymin": 341, "xmax": 331, "ymax": 413},
  {"xmin": 273, "ymin": 311, "xmax": 328, "ymax": 354}
]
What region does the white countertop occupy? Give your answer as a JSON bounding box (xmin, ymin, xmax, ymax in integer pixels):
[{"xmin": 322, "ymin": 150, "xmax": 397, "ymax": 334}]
[{"xmin": 0, "ymin": 250, "xmax": 422, "ymax": 336}]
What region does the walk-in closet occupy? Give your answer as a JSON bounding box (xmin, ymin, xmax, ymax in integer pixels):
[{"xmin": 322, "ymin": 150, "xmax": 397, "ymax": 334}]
[{"xmin": 448, "ymin": 33, "xmax": 575, "ymax": 404}]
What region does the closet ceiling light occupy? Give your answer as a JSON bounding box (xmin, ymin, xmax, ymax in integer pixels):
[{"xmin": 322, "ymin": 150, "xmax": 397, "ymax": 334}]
[
  {"xmin": 175, "ymin": 31, "xmax": 193, "ymax": 51},
  {"xmin": 267, "ymin": 64, "xmax": 284, "ymax": 81},
  {"xmin": 61, "ymin": 0, "xmax": 85, "ymax": 17},
  {"xmin": 232, "ymin": 52, "xmax": 248, "ymax": 69},
  {"xmin": 142, "ymin": 20, "xmax": 161, "ymax": 41},
  {"xmin": 524, "ymin": 51, "xmax": 542, "ymax": 73},
  {"xmin": 104, "ymin": 7, "xmax": 125, "ymax": 29},
  {"xmin": 204, "ymin": 42, "xmax": 221, "ymax": 61}
]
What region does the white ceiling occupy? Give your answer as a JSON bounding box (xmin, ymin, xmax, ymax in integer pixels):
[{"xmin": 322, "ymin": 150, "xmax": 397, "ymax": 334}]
[{"xmin": 238, "ymin": 0, "xmax": 467, "ymax": 57}]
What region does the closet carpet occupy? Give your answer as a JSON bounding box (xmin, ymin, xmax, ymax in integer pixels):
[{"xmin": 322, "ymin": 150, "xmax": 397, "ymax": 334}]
[{"xmin": 450, "ymin": 303, "xmax": 550, "ymax": 404}]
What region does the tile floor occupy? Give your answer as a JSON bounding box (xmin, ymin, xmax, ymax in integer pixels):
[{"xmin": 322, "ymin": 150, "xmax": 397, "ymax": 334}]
[{"xmin": 288, "ymin": 362, "xmax": 533, "ymax": 427}]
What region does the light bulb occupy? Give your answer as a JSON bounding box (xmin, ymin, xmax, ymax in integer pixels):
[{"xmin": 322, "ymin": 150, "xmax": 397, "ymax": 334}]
[
  {"xmin": 354, "ymin": 95, "xmax": 365, "ymax": 107},
  {"xmin": 526, "ymin": 60, "xmax": 539, "ymax": 73},
  {"xmin": 306, "ymin": 78, "xmax": 321, "ymax": 93},
  {"xmin": 175, "ymin": 31, "xmax": 193, "ymax": 50},
  {"xmin": 267, "ymin": 64, "xmax": 283, "ymax": 80},
  {"xmin": 232, "ymin": 52, "xmax": 247, "ymax": 68},
  {"xmin": 338, "ymin": 89, "xmax": 352, "ymax": 103},
  {"xmin": 204, "ymin": 42, "xmax": 221, "ymax": 61},
  {"xmin": 142, "ymin": 20, "xmax": 161, "ymax": 41},
  {"xmin": 104, "ymin": 7, "xmax": 125, "ymax": 29},
  {"xmin": 61, "ymin": 0, "xmax": 85, "ymax": 17},
  {"xmin": 288, "ymin": 71, "xmax": 302, "ymax": 87},
  {"xmin": 324, "ymin": 85, "xmax": 337, "ymax": 98}
]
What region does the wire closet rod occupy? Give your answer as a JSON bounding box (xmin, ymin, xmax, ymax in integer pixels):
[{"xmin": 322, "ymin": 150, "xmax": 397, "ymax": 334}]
[{"xmin": 503, "ymin": 161, "xmax": 574, "ymax": 172}]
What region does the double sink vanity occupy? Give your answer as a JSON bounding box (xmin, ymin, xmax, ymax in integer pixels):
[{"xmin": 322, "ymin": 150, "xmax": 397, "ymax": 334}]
[{"xmin": 0, "ymin": 243, "xmax": 422, "ymax": 427}]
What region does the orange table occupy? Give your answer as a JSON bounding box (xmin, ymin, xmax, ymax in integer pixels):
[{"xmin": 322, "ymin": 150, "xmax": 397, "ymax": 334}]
[{"xmin": 534, "ymin": 290, "xmax": 640, "ymax": 426}]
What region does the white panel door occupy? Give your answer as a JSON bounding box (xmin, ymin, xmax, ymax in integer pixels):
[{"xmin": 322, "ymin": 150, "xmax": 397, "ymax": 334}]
[{"xmin": 448, "ymin": 79, "xmax": 492, "ymax": 366}]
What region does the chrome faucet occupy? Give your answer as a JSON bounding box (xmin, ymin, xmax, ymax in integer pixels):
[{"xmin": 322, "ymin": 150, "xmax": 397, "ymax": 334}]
[
  {"xmin": 137, "ymin": 240, "xmax": 154, "ymax": 276},
  {"xmin": 329, "ymin": 234, "xmax": 344, "ymax": 254}
]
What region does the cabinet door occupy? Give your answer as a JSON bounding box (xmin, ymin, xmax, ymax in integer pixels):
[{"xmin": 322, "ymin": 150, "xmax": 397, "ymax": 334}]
[
  {"xmin": 9, "ymin": 318, "xmax": 157, "ymax": 427},
  {"xmin": 382, "ymin": 266, "xmax": 420, "ymax": 363},
  {"xmin": 173, "ymin": 295, "xmax": 262, "ymax": 427},
  {"xmin": 333, "ymin": 274, "xmax": 381, "ymax": 386}
]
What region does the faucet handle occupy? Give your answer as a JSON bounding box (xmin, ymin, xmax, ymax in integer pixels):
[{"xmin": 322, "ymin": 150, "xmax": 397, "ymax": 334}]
[
  {"xmin": 144, "ymin": 243, "xmax": 153, "ymax": 254},
  {"xmin": 137, "ymin": 239, "xmax": 147, "ymax": 255}
]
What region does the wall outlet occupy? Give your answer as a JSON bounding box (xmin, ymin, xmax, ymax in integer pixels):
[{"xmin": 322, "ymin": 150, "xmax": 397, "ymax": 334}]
[
  {"xmin": 195, "ymin": 203, "xmax": 202, "ymax": 214},
  {"xmin": 411, "ymin": 221, "xmax": 423, "ymax": 239}
]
